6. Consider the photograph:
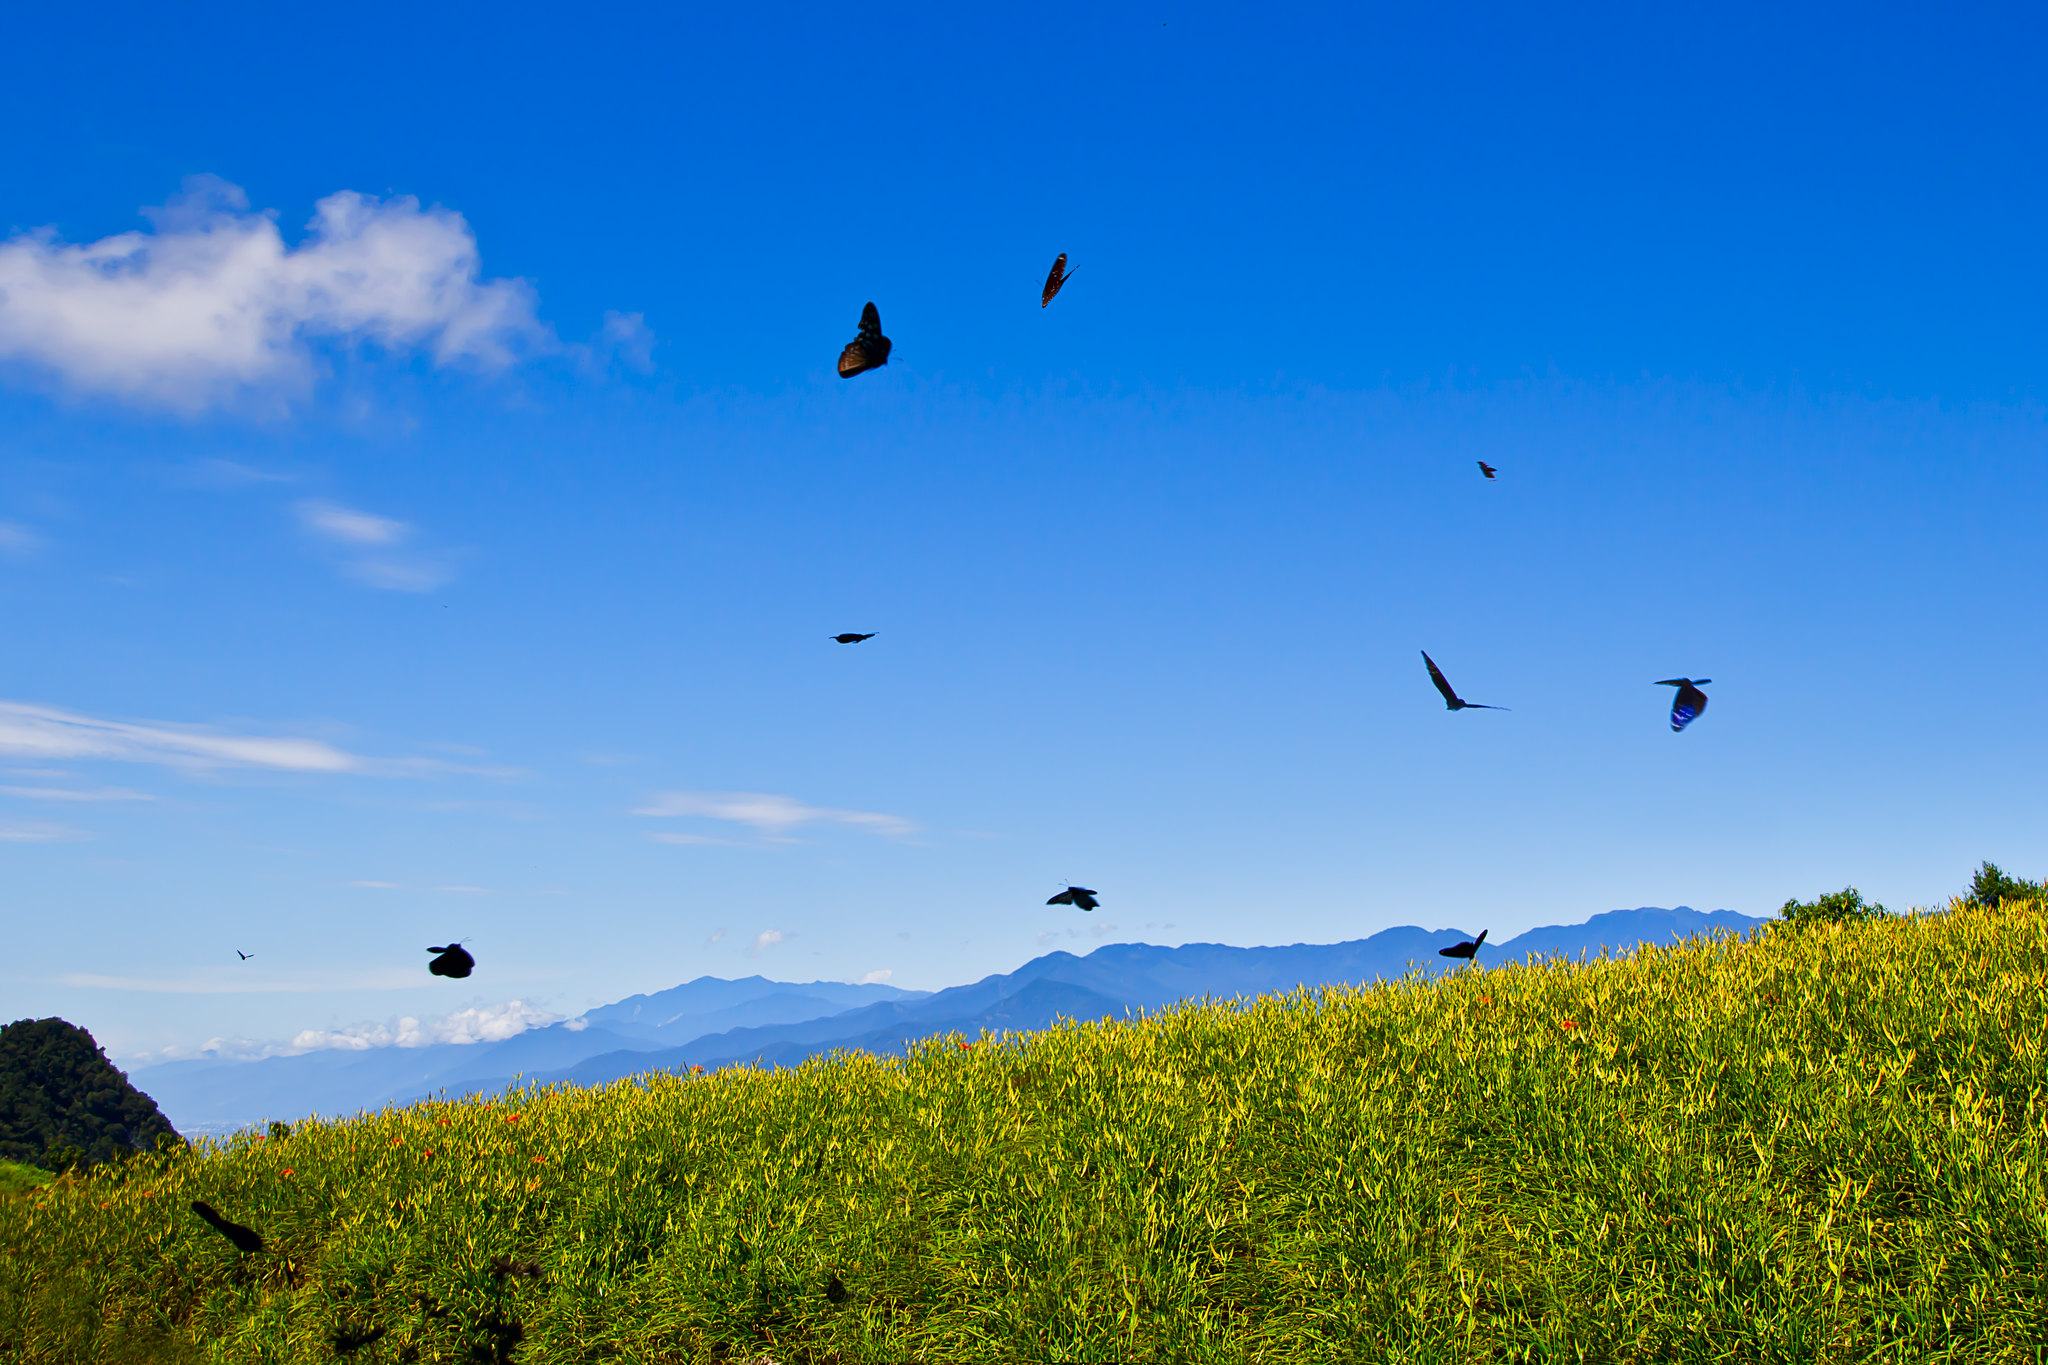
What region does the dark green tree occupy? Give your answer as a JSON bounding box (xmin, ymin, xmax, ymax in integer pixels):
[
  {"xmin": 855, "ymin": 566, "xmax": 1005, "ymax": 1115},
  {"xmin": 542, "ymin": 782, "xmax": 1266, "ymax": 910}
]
[
  {"xmin": 0, "ymin": 1018, "xmax": 178, "ymax": 1170},
  {"xmin": 1777, "ymin": 886, "xmax": 1888, "ymax": 927},
  {"xmin": 1964, "ymin": 861, "xmax": 2044, "ymax": 909}
]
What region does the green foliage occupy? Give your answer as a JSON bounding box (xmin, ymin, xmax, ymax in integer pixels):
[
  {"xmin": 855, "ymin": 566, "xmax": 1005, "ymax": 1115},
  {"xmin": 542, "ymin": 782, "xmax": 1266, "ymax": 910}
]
[
  {"xmin": 0, "ymin": 1019, "xmax": 178, "ymax": 1171},
  {"xmin": 3, "ymin": 900, "xmax": 2047, "ymax": 1361},
  {"xmin": 1964, "ymin": 860, "xmax": 2044, "ymax": 909},
  {"xmin": 1776, "ymin": 884, "xmax": 1887, "ymax": 927}
]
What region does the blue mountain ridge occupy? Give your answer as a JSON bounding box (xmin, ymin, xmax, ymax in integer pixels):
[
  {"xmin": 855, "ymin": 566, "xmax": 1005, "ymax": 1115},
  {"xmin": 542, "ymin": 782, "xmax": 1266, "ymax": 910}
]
[
  {"xmin": 134, "ymin": 908, "xmax": 1766, "ymax": 1134},
  {"xmin": 389, "ymin": 906, "xmax": 1771, "ymax": 1104}
]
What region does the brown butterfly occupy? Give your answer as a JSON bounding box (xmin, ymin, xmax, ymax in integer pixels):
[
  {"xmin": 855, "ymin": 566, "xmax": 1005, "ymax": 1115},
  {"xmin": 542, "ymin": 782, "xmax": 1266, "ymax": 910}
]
[
  {"xmin": 837, "ymin": 302, "xmax": 892, "ymax": 378},
  {"xmin": 1041, "ymin": 253, "xmax": 1074, "ymax": 308}
]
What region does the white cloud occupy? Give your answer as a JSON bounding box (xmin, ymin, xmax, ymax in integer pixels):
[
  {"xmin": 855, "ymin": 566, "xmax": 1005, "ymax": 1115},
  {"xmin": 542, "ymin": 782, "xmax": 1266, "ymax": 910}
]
[
  {"xmin": 0, "ymin": 821, "xmax": 89, "ymax": 842},
  {"xmin": 349, "ymin": 879, "xmax": 401, "ymax": 888},
  {"xmin": 860, "ymin": 969, "xmax": 893, "ymax": 984},
  {"xmin": 293, "ymin": 499, "xmax": 455, "ymax": 593},
  {"xmin": 0, "ymin": 699, "xmax": 360, "ymax": 771},
  {"xmin": 290, "ymin": 999, "xmax": 562, "ymax": 1051},
  {"xmin": 650, "ymin": 831, "xmax": 741, "ymax": 847},
  {"xmin": 0, "ymin": 176, "xmax": 550, "ymax": 412},
  {"xmin": 0, "ymin": 784, "xmax": 153, "ymax": 801},
  {"xmin": 0, "ymin": 523, "xmax": 42, "ymax": 556},
  {"xmin": 635, "ymin": 790, "xmax": 917, "ymax": 841},
  {"xmin": 746, "ymin": 929, "xmax": 784, "ymax": 957},
  {"xmin": 119, "ymin": 999, "xmax": 563, "ymax": 1064},
  {"xmin": 433, "ymin": 885, "xmax": 489, "ymax": 894}
]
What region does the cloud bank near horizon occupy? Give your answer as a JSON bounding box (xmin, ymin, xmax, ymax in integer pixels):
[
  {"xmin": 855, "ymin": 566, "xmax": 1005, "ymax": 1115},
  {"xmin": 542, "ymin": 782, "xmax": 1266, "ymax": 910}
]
[{"xmin": 0, "ymin": 176, "xmax": 550, "ymax": 412}]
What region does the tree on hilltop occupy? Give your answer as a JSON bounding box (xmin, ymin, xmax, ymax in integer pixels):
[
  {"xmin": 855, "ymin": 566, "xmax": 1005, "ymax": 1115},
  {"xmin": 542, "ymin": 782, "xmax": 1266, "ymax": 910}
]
[
  {"xmin": 1776, "ymin": 886, "xmax": 1887, "ymax": 928},
  {"xmin": 0, "ymin": 1018, "xmax": 178, "ymax": 1170},
  {"xmin": 1964, "ymin": 861, "xmax": 2045, "ymax": 910}
]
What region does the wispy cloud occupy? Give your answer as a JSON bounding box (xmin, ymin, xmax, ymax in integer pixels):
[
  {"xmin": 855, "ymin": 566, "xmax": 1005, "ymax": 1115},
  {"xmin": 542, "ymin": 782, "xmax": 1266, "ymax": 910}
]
[
  {"xmin": 58, "ymin": 967, "xmax": 422, "ymax": 995},
  {"xmin": 860, "ymin": 969, "xmax": 893, "ymax": 984},
  {"xmin": 0, "ymin": 522, "xmax": 42, "ymax": 556},
  {"xmin": 0, "ymin": 699, "xmax": 360, "ymax": 771},
  {"xmin": 0, "ymin": 784, "xmax": 153, "ymax": 801},
  {"xmin": 349, "ymin": 879, "xmax": 401, "ymax": 889},
  {"xmin": 294, "ymin": 499, "xmax": 455, "ymax": 593},
  {"xmin": 298, "ymin": 499, "xmax": 405, "ymax": 546},
  {"xmin": 0, "ymin": 697, "xmax": 518, "ymax": 780},
  {"xmin": 745, "ymin": 929, "xmax": 785, "ymax": 958},
  {"xmin": 634, "ymin": 790, "xmax": 917, "ymax": 842},
  {"xmin": 0, "ymin": 821, "xmax": 89, "ymax": 842},
  {"xmin": 0, "ymin": 176, "xmax": 551, "ymax": 413}
]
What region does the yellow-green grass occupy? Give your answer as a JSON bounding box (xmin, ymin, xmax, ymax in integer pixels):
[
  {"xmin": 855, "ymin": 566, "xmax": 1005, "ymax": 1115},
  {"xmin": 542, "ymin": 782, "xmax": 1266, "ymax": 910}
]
[
  {"xmin": 5, "ymin": 898, "xmax": 2047, "ymax": 1363},
  {"xmin": 0, "ymin": 1163, "xmax": 51, "ymax": 1199}
]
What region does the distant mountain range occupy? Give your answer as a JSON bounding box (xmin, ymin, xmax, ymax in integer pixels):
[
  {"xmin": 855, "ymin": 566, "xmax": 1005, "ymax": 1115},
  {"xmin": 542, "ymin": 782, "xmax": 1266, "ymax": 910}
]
[{"xmin": 131, "ymin": 907, "xmax": 1768, "ymax": 1135}]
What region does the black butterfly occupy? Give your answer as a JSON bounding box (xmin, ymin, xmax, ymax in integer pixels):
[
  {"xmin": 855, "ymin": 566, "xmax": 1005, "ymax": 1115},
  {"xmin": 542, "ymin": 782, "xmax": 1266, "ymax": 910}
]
[
  {"xmin": 1477, "ymin": 461, "xmax": 1497, "ymax": 479},
  {"xmin": 838, "ymin": 302, "xmax": 892, "ymax": 378},
  {"xmin": 826, "ymin": 1273, "xmax": 849, "ymax": 1304},
  {"xmin": 831, "ymin": 633, "xmax": 876, "ymax": 644},
  {"xmin": 1042, "ymin": 253, "xmax": 1074, "ymax": 308},
  {"xmin": 1047, "ymin": 886, "xmax": 1099, "ymax": 911},
  {"xmin": 1657, "ymin": 678, "xmax": 1711, "ymax": 732},
  {"xmin": 235, "ymin": 950, "xmax": 252, "ymax": 961},
  {"xmin": 1438, "ymin": 929, "xmax": 1488, "ymax": 961},
  {"xmin": 191, "ymin": 1200, "xmax": 264, "ymax": 1254},
  {"xmin": 427, "ymin": 943, "xmax": 475, "ymax": 979},
  {"xmin": 1422, "ymin": 651, "xmax": 1508, "ymax": 711}
]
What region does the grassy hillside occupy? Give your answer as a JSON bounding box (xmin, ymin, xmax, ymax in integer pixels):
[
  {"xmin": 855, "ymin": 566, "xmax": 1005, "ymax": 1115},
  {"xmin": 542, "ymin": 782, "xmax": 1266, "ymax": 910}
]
[{"xmin": 2, "ymin": 898, "xmax": 2044, "ymax": 1363}]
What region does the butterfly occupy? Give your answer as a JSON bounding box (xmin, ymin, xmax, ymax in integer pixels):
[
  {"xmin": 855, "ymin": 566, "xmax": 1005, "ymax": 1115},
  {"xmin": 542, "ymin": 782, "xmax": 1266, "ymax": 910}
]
[
  {"xmin": 831, "ymin": 633, "xmax": 876, "ymax": 644},
  {"xmin": 1657, "ymin": 678, "xmax": 1711, "ymax": 732},
  {"xmin": 1477, "ymin": 462, "xmax": 1497, "ymax": 479},
  {"xmin": 1042, "ymin": 253, "xmax": 1074, "ymax": 307},
  {"xmin": 1438, "ymin": 929, "xmax": 1488, "ymax": 960},
  {"xmin": 1047, "ymin": 886, "xmax": 1099, "ymax": 911},
  {"xmin": 427, "ymin": 943, "xmax": 475, "ymax": 979},
  {"xmin": 191, "ymin": 1200, "xmax": 264, "ymax": 1254},
  {"xmin": 1421, "ymin": 651, "xmax": 1508, "ymax": 711},
  {"xmin": 838, "ymin": 302, "xmax": 892, "ymax": 377}
]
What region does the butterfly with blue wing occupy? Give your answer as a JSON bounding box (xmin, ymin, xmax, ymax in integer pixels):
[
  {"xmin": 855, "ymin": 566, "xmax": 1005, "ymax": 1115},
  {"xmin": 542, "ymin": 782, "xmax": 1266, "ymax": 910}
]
[{"xmin": 1656, "ymin": 678, "xmax": 1711, "ymax": 731}]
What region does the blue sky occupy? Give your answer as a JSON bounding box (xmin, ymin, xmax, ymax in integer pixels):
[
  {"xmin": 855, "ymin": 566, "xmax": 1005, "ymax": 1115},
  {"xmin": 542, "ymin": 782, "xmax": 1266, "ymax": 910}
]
[{"xmin": 2, "ymin": 2, "xmax": 2044, "ymax": 1063}]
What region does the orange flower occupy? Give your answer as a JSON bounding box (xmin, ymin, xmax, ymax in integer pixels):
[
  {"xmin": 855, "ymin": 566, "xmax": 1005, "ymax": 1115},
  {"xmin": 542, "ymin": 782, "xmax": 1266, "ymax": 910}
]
[
  {"xmin": 532, "ymin": 1156, "xmax": 547, "ymax": 1165},
  {"xmin": 1478, "ymin": 995, "xmax": 1493, "ymax": 1004},
  {"xmin": 423, "ymin": 1150, "xmax": 435, "ymax": 1159},
  {"xmin": 504, "ymin": 1114, "xmax": 523, "ymax": 1124},
  {"xmin": 280, "ymin": 1168, "xmax": 294, "ymax": 1177},
  {"xmin": 1560, "ymin": 1020, "xmax": 1577, "ymax": 1030},
  {"xmin": 436, "ymin": 1118, "xmax": 451, "ymax": 1127},
  {"xmin": 391, "ymin": 1138, "xmax": 404, "ymax": 1146},
  {"xmin": 690, "ymin": 1066, "xmax": 704, "ymax": 1075}
]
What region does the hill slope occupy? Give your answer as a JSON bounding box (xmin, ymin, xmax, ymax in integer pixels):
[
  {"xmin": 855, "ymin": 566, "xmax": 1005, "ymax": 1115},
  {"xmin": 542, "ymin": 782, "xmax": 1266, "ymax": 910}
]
[{"xmin": 4, "ymin": 899, "xmax": 2038, "ymax": 1362}]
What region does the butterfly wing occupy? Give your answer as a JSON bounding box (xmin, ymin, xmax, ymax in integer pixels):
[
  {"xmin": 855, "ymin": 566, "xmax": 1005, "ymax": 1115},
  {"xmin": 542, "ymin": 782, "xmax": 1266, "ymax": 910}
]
[
  {"xmin": 838, "ymin": 341, "xmax": 876, "ymax": 378},
  {"xmin": 1421, "ymin": 651, "xmax": 1461, "ymax": 706},
  {"xmin": 1042, "ymin": 254, "xmax": 1068, "ymax": 307},
  {"xmin": 858, "ymin": 302, "xmax": 882, "ymax": 342},
  {"xmin": 1047, "ymin": 890, "xmax": 1075, "ymax": 906}
]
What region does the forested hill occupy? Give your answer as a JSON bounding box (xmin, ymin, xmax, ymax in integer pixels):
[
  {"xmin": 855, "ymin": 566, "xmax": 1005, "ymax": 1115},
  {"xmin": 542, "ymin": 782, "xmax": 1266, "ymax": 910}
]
[{"xmin": 0, "ymin": 1018, "xmax": 177, "ymax": 1169}]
